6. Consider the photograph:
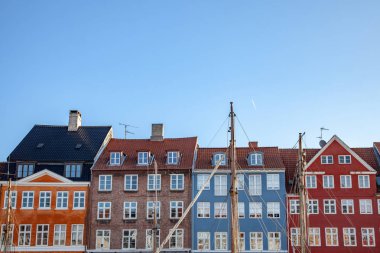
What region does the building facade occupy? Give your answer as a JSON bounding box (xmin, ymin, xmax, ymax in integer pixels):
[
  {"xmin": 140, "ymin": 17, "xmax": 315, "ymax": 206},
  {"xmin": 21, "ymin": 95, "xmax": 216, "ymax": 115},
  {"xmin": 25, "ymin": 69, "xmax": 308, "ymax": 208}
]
[
  {"xmin": 88, "ymin": 124, "xmax": 197, "ymax": 252},
  {"xmin": 0, "ymin": 110, "xmax": 112, "ymax": 252},
  {"xmin": 192, "ymin": 142, "xmax": 288, "ymax": 253},
  {"xmin": 283, "ymin": 135, "xmax": 380, "ymax": 253}
]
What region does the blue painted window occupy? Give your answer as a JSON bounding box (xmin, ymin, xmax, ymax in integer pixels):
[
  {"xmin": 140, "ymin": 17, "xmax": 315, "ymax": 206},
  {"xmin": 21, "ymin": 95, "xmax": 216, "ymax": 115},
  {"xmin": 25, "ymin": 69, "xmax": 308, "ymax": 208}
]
[
  {"xmin": 249, "ymin": 152, "xmax": 263, "ymax": 166},
  {"xmin": 197, "ymin": 174, "xmax": 210, "ymax": 190},
  {"xmin": 213, "ymin": 153, "xmax": 226, "ymax": 166},
  {"xmin": 267, "ymin": 174, "xmax": 280, "ymax": 190},
  {"xmin": 214, "ymin": 175, "xmax": 227, "ymax": 196}
]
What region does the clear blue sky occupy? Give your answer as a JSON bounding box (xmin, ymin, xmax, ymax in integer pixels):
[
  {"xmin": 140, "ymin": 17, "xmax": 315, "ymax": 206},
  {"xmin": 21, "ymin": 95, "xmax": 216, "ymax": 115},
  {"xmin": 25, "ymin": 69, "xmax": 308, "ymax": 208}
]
[{"xmin": 1, "ymin": 1, "xmax": 379, "ymax": 160}]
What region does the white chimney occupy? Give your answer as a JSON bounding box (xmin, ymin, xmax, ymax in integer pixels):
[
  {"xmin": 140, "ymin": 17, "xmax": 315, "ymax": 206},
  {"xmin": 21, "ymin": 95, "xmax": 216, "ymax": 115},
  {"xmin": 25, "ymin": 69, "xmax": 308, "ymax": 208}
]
[
  {"xmin": 68, "ymin": 110, "xmax": 82, "ymax": 131},
  {"xmin": 150, "ymin": 123, "xmax": 164, "ymax": 141}
]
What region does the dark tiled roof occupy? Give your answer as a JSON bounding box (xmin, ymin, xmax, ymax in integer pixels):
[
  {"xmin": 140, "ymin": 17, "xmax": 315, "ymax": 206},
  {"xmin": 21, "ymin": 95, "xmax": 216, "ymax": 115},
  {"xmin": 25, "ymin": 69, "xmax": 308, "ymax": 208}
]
[
  {"xmin": 196, "ymin": 146, "xmax": 285, "ymax": 170},
  {"xmin": 93, "ymin": 137, "xmax": 198, "ymax": 171},
  {"xmin": 9, "ymin": 125, "xmax": 112, "ymax": 162}
]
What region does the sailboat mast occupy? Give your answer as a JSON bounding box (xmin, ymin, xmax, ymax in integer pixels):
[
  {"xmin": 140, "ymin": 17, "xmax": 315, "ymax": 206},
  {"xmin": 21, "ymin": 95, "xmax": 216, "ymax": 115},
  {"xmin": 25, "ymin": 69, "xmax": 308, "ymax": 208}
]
[
  {"xmin": 298, "ymin": 133, "xmax": 307, "ymax": 253},
  {"xmin": 229, "ymin": 102, "xmax": 239, "ymax": 253}
]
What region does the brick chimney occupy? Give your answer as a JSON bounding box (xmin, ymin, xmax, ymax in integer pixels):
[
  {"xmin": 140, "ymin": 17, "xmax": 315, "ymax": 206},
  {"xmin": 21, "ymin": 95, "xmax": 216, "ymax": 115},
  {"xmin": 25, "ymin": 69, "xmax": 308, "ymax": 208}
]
[
  {"xmin": 68, "ymin": 110, "xmax": 82, "ymax": 131},
  {"xmin": 249, "ymin": 141, "xmax": 258, "ymax": 148},
  {"xmin": 150, "ymin": 124, "xmax": 164, "ymax": 141}
]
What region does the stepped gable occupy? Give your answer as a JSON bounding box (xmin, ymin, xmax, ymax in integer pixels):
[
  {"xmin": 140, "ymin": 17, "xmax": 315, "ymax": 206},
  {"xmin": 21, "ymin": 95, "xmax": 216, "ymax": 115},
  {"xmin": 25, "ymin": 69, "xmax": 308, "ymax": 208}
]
[
  {"xmin": 196, "ymin": 146, "xmax": 285, "ymax": 169},
  {"xmin": 93, "ymin": 137, "xmax": 198, "ymax": 170}
]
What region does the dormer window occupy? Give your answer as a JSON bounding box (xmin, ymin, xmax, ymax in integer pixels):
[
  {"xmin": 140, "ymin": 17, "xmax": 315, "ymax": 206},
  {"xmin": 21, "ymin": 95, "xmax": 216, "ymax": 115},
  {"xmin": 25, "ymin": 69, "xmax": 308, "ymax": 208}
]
[
  {"xmin": 110, "ymin": 152, "xmax": 121, "ymax": 165},
  {"xmin": 249, "ymin": 153, "xmax": 263, "ymax": 166},
  {"xmin": 167, "ymin": 151, "xmax": 179, "ymax": 165},
  {"xmin": 17, "ymin": 164, "xmax": 34, "ymax": 178},
  {"xmin": 138, "ymin": 152, "xmax": 149, "ymax": 165},
  {"xmin": 213, "ymin": 153, "xmax": 226, "ymax": 166}
]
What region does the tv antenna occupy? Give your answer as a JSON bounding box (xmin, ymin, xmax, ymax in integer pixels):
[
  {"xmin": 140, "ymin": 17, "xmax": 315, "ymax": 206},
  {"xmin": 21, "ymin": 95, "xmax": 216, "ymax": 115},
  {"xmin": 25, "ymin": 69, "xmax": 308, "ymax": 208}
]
[
  {"xmin": 119, "ymin": 123, "xmax": 138, "ymax": 139},
  {"xmin": 317, "ymin": 127, "xmax": 329, "ymax": 148}
]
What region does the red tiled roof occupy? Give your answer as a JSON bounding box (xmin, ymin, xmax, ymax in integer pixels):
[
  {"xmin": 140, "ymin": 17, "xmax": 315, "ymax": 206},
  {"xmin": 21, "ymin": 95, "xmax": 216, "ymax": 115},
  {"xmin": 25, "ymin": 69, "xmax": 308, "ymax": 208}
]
[
  {"xmin": 196, "ymin": 146, "xmax": 285, "ymax": 170},
  {"xmin": 280, "ymin": 147, "xmax": 380, "ymax": 193},
  {"xmin": 93, "ymin": 137, "xmax": 197, "ymax": 171}
]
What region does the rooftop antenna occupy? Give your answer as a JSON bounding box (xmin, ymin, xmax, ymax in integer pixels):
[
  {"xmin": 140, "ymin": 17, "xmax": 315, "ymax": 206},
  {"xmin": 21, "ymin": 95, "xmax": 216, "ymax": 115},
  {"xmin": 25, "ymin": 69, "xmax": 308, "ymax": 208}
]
[
  {"xmin": 317, "ymin": 127, "xmax": 329, "ymax": 148},
  {"xmin": 119, "ymin": 123, "xmax": 138, "ymax": 139}
]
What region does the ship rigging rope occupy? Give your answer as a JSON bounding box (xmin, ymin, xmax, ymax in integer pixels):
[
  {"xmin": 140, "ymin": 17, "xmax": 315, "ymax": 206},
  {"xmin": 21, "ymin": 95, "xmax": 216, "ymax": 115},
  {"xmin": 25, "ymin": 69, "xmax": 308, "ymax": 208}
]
[{"xmin": 156, "ymin": 157, "xmax": 225, "ymax": 253}]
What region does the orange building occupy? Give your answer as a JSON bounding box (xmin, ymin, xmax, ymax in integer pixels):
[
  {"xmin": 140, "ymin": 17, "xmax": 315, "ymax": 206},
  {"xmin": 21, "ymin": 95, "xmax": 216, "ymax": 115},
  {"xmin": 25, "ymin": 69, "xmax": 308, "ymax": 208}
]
[{"xmin": 0, "ymin": 169, "xmax": 89, "ymax": 252}]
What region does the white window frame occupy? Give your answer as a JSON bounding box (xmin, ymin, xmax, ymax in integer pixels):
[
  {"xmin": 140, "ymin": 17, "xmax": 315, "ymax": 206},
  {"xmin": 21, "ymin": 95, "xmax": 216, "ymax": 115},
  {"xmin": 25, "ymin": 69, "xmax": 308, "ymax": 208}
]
[
  {"xmin": 96, "ymin": 230, "xmax": 110, "ymax": 249},
  {"xmin": 249, "ymin": 153, "xmax": 263, "ymax": 166},
  {"xmin": 36, "ymin": 224, "xmax": 49, "ymax": 246},
  {"xmin": 358, "ymin": 175, "xmax": 370, "ymax": 189},
  {"xmin": 123, "ymin": 202, "xmax": 137, "ymax": 220},
  {"xmin": 267, "ymin": 174, "xmax": 280, "ymax": 190},
  {"xmin": 239, "ymin": 232, "xmax": 245, "ymax": 251},
  {"xmin": 249, "ymin": 202, "xmax": 262, "ymax": 218},
  {"xmin": 238, "ymin": 202, "xmax": 245, "ymax": 219},
  {"xmin": 290, "ymin": 199, "xmax": 300, "ymax": 214},
  {"xmin": 17, "ymin": 164, "xmax": 34, "ymax": 178},
  {"xmin": 71, "ymin": 224, "xmax": 84, "ymax": 246},
  {"xmin": 237, "ymin": 174, "xmax": 244, "ymax": 190},
  {"xmin": 197, "ymin": 232, "xmax": 210, "ymax": 250},
  {"xmin": 73, "ymin": 191, "xmax": 86, "ymax": 209},
  {"xmin": 170, "ymin": 201, "xmax": 183, "ymax": 219},
  {"xmin": 308, "ymin": 227, "xmax": 321, "ymax": 246},
  {"xmin": 138, "ymin": 151, "xmax": 149, "ymax": 165},
  {"xmin": 21, "ymin": 191, "xmax": 34, "ymax": 209},
  {"xmin": 124, "ymin": 175, "xmax": 138, "ymax": 191},
  {"xmin": 325, "ymin": 227, "xmax": 338, "ymax": 246},
  {"xmin": 214, "ymin": 202, "xmax": 227, "ymax": 219},
  {"xmin": 38, "ymin": 191, "xmax": 51, "ymax": 209},
  {"xmin": 1, "ymin": 224, "xmax": 14, "ymax": 247},
  {"xmin": 343, "ymin": 227, "xmax": 356, "ymax": 246},
  {"xmin": 147, "ymin": 174, "xmax": 161, "ymax": 191},
  {"xmin": 99, "ymin": 175, "xmax": 112, "ymax": 191},
  {"xmin": 324, "ymin": 199, "xmax": 336, "ymax": 214},
  {"xmin": 169, "ymin": 229, "xmax": 184, "ymax": 249},
  {"xmin": 147, "ymin": 201, "xmax": 161, "ymax": 220},
  {"xmin": 378, "ymin": 199, "xmax": 380, "ymax": 214},
  {"xmin": 197, "ymin": 174, "xmax": 210, "ymax": 190},
  {"xmin": 213, "ymin": 153, "xmax": 226, "ymax": 166},
  {"xmin": 267, "ymin": 202, "xmax": 280, "ymax": 218},
  {"xmin": 167, "ymin": 151, "xmax": 179, "ymax": 165},
  {"xmin": 249, "ymin": 174, "xmax": 262, "ymax": 196},
  {"xmin": 341, "ymin": 199, "xmax": 354, "ymax": 214},
  {"xmin": 321, "ymin": 155, "xmax": 333, "ymax": 164},
  {"xmin": 250, "ymin": 232, "xmax": 263, "ymax": 250},
  {"xmin": 56, "ymin": 191, "xmax": 68, "ymax": 210},
  {"xmin": 3, "ymin": 191, "xmax": 17, "ymax": 209},
  {"xmin": 290, "ymin": 228, "xmax": 300, "ymax": 246},
  {"xmin": 215, "ymin": 232, "xmax": 228, "ymax": 250},
  {"xmin": 110, "ymin": 152, "xmax": 121, "ymax": 165},
  {"xmin": 18, "ymin": 224, "xmax": 31, "ymax": 246},
  {"xmin": 122, "ymin": 229, "xmax": 137, "ymax": 249},
  {"xmin": 214, "ymin": 175, "xmax": 227, "ymax": 196},
  {"xmin": 146, "ymin": 229, "xmax": 160, "ymax": 249},
  {"xmin": 308, "ymin": 199, "xmax": 319, "ymax": 214},
  {"xmin": 340, "ymin": 175, "xmax": 352, "ymax": 188},
  {"xmin": 53, "ymin": 224, "xmax": 66, "ymax": 246},
  {"xmin": 65, "ymin": 163, "xmax": 82, "ymax": 178},
  {"xmin": 323, "ymin": 175, "xmax": 334, "ymax": 189},
  {"xmin": 361, "ymin": 228, "xmax": 375, "ymax": 247},
  {"xmin": 97, "ymin": 202, "xmax": 112, "ymax": 220},
  {"xmin": 268, "ymin": 232, "xmax": 281, "ymax": 251},
  {"xmin": 359, "ymin": 199, "xmax": 373, "ymax": 214},
  {"xmin": 197, "ymin": 202, "xmax": 210, "ymax": 218},
  {"xmin": 338, "ymin": 155, "xmax": 351, "ymax": 164},
  {"xmin": 170, "ymin": 174, "xmax": 184, "ymax": 191},
  {"xmin": 306, "ymin": 175, "xmax": 317, "ymax": 189}
]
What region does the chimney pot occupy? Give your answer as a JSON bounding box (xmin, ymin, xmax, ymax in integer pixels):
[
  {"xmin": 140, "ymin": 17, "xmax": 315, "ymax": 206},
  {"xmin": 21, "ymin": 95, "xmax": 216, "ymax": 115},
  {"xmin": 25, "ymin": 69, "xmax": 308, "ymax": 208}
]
[
  {"xmin": 68, "ymin": 110, "xmax": 82, "ymax": 131},
  {"xmin": 150, "ymin": 124, "xmax": 164, "ymax": 141}
]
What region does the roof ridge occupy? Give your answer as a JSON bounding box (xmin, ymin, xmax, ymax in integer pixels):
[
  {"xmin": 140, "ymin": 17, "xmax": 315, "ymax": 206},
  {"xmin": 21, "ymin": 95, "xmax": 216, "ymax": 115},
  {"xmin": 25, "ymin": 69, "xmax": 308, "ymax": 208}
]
[
  {"xmin": 111, "ymin": 137, "xmax": 197, "ymax": 141},
  {"xmin": 34, "ymin": 124, "xmax": 112, "ymax": 128}
]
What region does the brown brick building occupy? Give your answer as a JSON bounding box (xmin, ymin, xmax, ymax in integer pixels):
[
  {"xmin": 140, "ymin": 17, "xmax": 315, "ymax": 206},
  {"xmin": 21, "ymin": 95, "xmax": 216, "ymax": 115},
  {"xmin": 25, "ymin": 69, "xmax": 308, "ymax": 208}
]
[{"xmin": 87, "ymin": 124, "xmax": 197, "ymax": 252}]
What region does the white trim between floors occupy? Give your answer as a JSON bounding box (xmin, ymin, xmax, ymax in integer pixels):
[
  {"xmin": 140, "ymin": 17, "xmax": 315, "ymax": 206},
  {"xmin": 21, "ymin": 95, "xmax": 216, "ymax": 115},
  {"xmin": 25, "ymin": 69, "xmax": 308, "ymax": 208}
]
[
  {"xmin": 87, "ymin": 248, "xmax": 192, "ymax": 252},
  {"xmin": 7, "ymin": 246, "xmax": 85, "ymax": 251}
]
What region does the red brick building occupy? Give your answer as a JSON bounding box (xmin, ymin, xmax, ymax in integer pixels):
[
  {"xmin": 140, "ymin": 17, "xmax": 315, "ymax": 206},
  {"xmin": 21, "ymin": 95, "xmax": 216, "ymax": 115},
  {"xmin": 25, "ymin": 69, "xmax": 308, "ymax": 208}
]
[
  {"xmin": 281, "ymin": 135, "xmax": 380, "ymax": 253},
  {"xmin": 87, "ymin": 124, "xmax": 197, "ymax": 252}
]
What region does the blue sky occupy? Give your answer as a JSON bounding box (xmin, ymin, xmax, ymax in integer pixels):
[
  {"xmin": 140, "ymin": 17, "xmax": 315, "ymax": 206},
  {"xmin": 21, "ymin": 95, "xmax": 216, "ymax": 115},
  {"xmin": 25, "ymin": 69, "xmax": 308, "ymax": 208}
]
[{"xmin": 0, "ymin": 1, "xmax": 379, "ymax": 160}]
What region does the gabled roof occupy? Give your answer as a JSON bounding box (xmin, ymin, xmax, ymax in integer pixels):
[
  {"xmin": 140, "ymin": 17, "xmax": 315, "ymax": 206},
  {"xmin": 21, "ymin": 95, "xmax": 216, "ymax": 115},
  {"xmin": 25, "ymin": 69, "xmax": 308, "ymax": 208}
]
[
  {"xmin": 92, "ymin": 137, "xmax": 198, "ymax": 170},
  {"xmin": 9, "ymin": 125, "xmax": 112, "ymax": 162},
  {"xmin": 304, "ymin": 135, "xmax": 376, "ymax": 172},
  {"xmin": 196, "ymin": 146, "xmax": 285, "ymax": 170},
  {"xmin": 17, "ymin": 169, "xmax": 74, "ymax": 183}
]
